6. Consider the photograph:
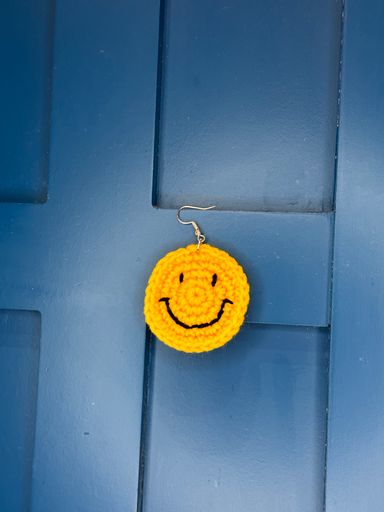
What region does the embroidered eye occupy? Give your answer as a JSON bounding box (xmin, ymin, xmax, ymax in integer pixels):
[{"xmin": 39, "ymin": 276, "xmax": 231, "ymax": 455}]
[
  {"xmin": 211, "ymin": 273, "xmax": 217, "ymax": 287},
  {"xmin": 179, "ymin": 273, "xmax": 184, "ymax": 283}
]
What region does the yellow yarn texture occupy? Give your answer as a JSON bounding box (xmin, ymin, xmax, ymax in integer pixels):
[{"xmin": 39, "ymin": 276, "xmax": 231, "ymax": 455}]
[{"xmin": 144, "ymin": 243, "xmax": 250, "ymax": 353}]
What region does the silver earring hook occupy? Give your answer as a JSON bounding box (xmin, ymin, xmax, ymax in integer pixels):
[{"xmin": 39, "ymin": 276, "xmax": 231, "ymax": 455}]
[{"xmin": 177, "ymin": 205, "xmax": 216, "ymax": 249}]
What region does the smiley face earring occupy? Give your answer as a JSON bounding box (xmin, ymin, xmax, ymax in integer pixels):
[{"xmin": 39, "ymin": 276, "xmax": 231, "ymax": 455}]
[{"xmin": 144, "ymin": 206, "xmax": 250, "ymax": 353}]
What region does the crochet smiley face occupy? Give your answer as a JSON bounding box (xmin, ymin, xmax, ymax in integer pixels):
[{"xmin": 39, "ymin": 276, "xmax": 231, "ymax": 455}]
[{"xmin": 144, "ymin": 244, "xmax": 250, "ymax": 353}]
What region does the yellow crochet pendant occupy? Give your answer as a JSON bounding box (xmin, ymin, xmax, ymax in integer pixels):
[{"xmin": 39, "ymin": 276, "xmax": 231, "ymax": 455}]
[{"xmin": 144, "ymin": 206, "xmax": 250, "ymax": 353}]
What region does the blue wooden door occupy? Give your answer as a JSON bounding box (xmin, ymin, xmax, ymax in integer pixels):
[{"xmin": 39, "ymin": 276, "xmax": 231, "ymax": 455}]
[{"xmin": 1, "ymin": 1, "xmax": 382, "ymax": 511}]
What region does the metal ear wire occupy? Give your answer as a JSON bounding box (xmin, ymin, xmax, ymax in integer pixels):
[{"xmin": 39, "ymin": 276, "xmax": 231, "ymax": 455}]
[{"xmin": 177, "ymin": 205, "xmax": 216, "ymax": 249}]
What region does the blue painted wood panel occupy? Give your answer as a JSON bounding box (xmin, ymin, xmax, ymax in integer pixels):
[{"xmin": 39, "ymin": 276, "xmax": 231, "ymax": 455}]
[
  {"xmin": 146, "ymin": 209, "xmax": 333, "ymax": 327},
  {"xmin": 0, "ymin": 1, "xmax": 161, "ymax": 510},
  {"xmin": 326, "ymin": 1, "xmax": 384, "ymax": 510},
  {"xmin": 0, "ymin": 206, "xmax": 333, "ymax": 327},
  {"xmin": 0, "ymin": 311, "xmax": 41, "ymax": 512},
  {"xmin": 154, "ymin": 0, "xmax": 342, "ymax": 212},
  {"xmin": 143, "ymin": 325, "xmax": 329, "ymax": 512},
  {"xmin": 0, "ymin": 0, "xmax": 53, "ymax": 203},
  {"xmin": 0, "ymin": 0, "xmax": 351, "ymax": 510}
]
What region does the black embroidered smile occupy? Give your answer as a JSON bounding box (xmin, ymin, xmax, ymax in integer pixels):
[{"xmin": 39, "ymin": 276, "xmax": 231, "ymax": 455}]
[{"xmin": 159, "ymin": 297, "xmax": 233, "ymax": 329}]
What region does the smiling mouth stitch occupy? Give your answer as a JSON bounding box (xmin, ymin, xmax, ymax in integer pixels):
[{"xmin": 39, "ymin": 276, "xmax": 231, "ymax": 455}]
[{"xmin": 159, "ymin": 297, "xmax": 233, "ymax": 329}]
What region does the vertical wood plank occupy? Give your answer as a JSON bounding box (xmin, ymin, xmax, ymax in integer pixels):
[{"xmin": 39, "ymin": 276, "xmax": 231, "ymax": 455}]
[
  {"xmin": 154, "ymin": 0, "xmax": 342, "ymax": 212},
  {"xmin": 326, "ymin": 1, "xmax": 384, "ymax": 509},
  {"xmin": 0, "ymin": 311, "xmax": 41, "ymax": 512}
]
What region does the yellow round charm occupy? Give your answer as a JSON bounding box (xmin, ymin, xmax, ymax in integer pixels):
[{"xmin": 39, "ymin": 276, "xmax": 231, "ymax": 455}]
[{"xmin": 144, "ymin": 244, "xmax": 250, "ymax": 353}]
